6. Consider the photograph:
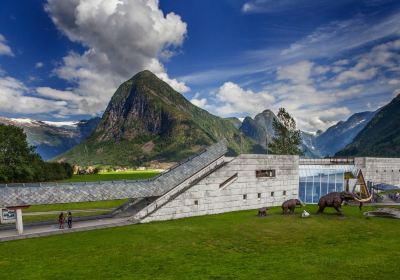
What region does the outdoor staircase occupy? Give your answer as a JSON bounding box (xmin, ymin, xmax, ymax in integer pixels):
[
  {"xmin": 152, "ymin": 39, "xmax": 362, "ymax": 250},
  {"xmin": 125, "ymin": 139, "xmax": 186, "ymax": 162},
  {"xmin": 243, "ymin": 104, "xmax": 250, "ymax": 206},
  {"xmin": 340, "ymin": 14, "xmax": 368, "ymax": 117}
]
[
  {"xmin": 112, "ymin": 197, "xmax": 159, "ymax": 218},
  {"xmin": 129, "ymin": 156, "xmax": 227, "ymax": 222}
]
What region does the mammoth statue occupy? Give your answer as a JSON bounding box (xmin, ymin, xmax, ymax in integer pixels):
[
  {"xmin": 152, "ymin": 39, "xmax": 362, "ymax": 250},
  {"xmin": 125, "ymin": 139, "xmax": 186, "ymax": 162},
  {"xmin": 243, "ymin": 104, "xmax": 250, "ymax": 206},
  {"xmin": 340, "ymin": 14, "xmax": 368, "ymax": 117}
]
[
  {"xmin": 282, "ymin": 199, "xmax": 305, "ymax": 214},
  {"xmin": 317, "ymin": 191, "xmax": 372, "ymax": 215}
]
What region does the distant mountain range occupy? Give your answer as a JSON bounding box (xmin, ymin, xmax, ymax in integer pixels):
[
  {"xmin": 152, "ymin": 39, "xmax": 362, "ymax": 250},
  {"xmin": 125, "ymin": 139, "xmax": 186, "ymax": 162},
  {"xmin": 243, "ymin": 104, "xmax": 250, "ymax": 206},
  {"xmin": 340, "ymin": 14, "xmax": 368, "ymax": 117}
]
[
  {"xmin": 2, "ymin": 70, "xmax": 399, "ymax": 163},
  {"xmin": 337, "ymin": 94, "xmax": 400, "ymax": 157},
  {"xmin": 0, "ymin": 117, "xmax": 100, "ymax": 160},
  {"xmin": 316, "ymin": 111, "xmax": 376, "ymax": 156},
  {"xmin": 238, "ymin": 108, "xmax": 378, "ymax": 157}
]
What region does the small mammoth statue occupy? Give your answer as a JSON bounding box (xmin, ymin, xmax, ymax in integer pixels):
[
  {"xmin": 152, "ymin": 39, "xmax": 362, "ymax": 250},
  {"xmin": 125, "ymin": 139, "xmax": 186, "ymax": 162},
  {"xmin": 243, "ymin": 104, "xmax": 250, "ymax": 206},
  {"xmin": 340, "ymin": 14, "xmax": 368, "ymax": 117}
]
[{"xmin": 282, "ymin": 199, "xmax": 305, "ymax": 214}]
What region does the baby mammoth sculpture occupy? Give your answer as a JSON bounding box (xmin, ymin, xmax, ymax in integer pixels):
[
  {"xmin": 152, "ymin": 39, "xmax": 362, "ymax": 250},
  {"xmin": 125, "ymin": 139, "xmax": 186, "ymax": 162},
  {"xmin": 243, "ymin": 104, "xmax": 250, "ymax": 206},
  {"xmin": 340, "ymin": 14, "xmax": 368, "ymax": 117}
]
[
  {"xmin": 317, "ymin": 191, "xmax": 372, "ymax": 215},
  {"xmin": 282, "ymin": 199, "xmax": 305, "ymax": 214}
]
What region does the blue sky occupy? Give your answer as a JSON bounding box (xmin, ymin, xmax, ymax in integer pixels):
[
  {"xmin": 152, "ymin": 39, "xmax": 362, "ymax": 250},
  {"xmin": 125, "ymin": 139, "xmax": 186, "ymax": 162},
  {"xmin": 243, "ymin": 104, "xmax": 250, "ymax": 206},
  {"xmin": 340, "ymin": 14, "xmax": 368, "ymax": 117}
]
[{"xmin": 0, "ymin": 0, "xmax": 399, "ymax": 131}]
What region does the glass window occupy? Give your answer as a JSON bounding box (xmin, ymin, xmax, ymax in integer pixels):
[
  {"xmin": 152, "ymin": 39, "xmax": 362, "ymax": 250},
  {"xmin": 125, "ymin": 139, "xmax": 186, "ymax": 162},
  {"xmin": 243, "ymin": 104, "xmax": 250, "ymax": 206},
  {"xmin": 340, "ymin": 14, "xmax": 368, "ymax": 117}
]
[
  {"xmin": 219, "ymin": 173, "xmax": 238, "ymax": 188},
  {"xmin": 328, "ymin": 173, "xmax": 336, "ymax": 193},
  {"xmin": 306, "ymin": 179, "xmax": 313, "ymax": 204},
  {"xmin": 313, "ymin": 175, "xmax": 321, "ymax": 204},
  {"xmin": 321, "ymin": 174, "xmax": 329, "ymax": 196},
  {"xmin": 299, "ymin": 182, "xmax": 306, "ymax": 202},
  {"xmin": 256, "ymin": 170, "xmax": 276, "ymax": 178},
  {"xmin": 335, "ymin": 173, "xmax": 344, "ymax": 192},
  {"xmin": 299, "ymin": 165, "xmax": 350, "ymax": 204}
]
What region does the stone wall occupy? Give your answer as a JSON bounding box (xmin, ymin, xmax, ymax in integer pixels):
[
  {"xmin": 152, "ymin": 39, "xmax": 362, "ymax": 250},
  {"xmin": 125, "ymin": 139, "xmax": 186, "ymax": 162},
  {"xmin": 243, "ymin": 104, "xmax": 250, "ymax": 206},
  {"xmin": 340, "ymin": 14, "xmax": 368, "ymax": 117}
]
[
  {"xmin": 355, "ymin": 157, "xmax": 400, "ymax": 186},
  {"xmin": 137, "ymin": 154, "xmax": 299, "ymax": 223}
]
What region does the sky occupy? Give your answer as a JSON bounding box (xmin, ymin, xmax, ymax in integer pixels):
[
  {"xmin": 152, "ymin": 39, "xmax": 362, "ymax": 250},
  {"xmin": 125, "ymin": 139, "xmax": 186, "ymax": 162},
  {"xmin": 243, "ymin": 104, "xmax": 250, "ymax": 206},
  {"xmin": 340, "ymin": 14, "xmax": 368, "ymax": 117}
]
[{"xmin": 0, "ymin": 0, "xmax": 399, "ymax": 132}]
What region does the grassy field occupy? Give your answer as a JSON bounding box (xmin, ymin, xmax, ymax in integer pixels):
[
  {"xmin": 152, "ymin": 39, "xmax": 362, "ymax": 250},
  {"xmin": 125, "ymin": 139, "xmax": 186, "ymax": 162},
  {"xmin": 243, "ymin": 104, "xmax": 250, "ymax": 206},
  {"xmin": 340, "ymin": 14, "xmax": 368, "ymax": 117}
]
[
  {"xmin": 61, "ymin": 170, "xmax": 160, "ymax": 182},
  {"xmin": 1, "ymin": 205, "xmax": 400, "ymax": 279},
  {"xmin": 24, "ymin": 199, "xmax": 129, "ymax": 213},
  {"xmin": 0, "ymin": 200, "xmax": 129, "ymax": 226},
  {"xmin": 21, "ymin": 210, "xmax": 111, "ymax": 224}
]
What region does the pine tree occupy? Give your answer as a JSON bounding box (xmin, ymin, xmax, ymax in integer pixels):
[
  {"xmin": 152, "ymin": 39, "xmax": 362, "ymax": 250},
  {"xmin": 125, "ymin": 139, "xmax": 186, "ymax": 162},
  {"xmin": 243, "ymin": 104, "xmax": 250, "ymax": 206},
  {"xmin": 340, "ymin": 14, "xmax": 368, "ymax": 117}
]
[{"xmin": 269, "ymin": 108, "xmax": 303, "ymax": 155}]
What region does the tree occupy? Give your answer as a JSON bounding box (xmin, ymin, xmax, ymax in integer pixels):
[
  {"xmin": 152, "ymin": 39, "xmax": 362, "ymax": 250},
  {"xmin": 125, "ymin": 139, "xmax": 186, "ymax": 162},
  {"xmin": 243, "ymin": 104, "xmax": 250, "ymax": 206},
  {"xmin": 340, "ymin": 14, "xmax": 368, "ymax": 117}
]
[
  {"xmin": 269, "ymin": 108, "xmax": 303, "ymax": 155},
  {"xmin": 0, "ymin": 124, "xmax": 73, "ymax": 183}
]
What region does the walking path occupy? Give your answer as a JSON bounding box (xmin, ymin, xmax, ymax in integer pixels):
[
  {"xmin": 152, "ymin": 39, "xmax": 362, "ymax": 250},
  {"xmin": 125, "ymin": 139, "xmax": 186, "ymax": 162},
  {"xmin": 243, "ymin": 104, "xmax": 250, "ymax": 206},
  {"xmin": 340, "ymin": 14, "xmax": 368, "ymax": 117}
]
[
  {"xmin": 23, "ymin": 208, "xmax": 115, "ymax": 216},
  {"xmin": 0, "ymin": 216, "xmax": 137, "ymax": 242}
]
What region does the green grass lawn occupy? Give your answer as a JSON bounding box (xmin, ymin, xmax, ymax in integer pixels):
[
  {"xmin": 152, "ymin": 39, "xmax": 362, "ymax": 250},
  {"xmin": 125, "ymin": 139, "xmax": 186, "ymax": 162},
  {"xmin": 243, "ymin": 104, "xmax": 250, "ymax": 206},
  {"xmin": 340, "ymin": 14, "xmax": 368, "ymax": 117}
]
[
  {"xmin": 21, "ymin": 210, "xmax": 111, "ymax": 224},
  {"xmin": 60, "ymin": 170, "xmax": 160, "ymax": 182},
  {"xmin": 19, "ymin": 199, "xmax": 129, "ymax": 224},
  {"xmin": 24, "ymin": 199, "xmax": 128, "ymax": 213},
  {"xmin": 0, "ymin": 200, "xmax": 128, "ymax": 226},
  {"xmin": 1, "ymin": 205, "xmax": 400, "ymax": 279}
]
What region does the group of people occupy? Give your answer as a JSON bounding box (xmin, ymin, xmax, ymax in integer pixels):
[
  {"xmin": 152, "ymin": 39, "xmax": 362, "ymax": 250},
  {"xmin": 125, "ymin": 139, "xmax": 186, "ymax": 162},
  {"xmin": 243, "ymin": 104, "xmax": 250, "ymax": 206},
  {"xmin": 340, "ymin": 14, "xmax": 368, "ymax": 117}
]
[
  {"xmin": 58, "ymin": 212, "xmax": 73, "ymax": 229},
  {"xmin": 388, "ymin": 192, "xmax": 400, "ymax": 202}
]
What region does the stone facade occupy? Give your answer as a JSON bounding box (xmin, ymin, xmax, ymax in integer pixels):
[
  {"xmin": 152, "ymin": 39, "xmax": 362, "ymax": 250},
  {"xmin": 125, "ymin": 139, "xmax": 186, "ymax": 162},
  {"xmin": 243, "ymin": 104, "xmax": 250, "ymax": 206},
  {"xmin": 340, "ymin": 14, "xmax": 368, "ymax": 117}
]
[
  {"xmin": 355, "ymin": 157, "xmax": 400, "ymax": 186},
  {"xmin": 135, "ymin": 154, "xmax": 299, "ymax": 223}
]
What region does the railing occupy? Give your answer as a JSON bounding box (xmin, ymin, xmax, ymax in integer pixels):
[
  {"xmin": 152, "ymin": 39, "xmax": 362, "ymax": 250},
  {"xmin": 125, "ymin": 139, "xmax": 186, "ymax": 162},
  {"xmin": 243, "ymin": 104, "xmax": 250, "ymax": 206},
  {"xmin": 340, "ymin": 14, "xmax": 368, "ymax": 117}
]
[
  {"xmin": 299, "ymin": 157, "xmax": 355, "ymax": 165},
  {"xmin": 328, "ymin": 157, "xmax": 355, "ymax": 164},
  {"xmin": 149, "ymin": 148, "xmax": 207, "ymax": 181}
]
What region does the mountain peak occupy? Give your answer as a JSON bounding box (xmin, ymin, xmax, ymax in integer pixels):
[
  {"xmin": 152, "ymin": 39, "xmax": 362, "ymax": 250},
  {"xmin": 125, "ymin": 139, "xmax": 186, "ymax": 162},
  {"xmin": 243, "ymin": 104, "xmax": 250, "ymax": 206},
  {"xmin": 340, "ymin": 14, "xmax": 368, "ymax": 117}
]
[
  {"xmin": 261, "ymin": 109, "xmax": 274, "ymax": 115},
  {"xmin": 132, "ymin": 69, "xmax": 156, "ymax": 79}
]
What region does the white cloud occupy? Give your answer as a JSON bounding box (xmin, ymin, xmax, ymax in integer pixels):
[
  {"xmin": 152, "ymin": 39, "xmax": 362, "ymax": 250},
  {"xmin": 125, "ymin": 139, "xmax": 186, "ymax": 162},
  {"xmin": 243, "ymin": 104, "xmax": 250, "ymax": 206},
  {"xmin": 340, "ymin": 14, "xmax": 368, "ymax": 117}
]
[
  {"xmin": 242, "ymin": 0, "xmax": 352, "ymax": 14},
  {"xmin": 281, "ymin": 13, "xmax": 400, "ymax": 60},
  {"xmin": 0, "ymin": 76, "xmax": 67, "ymax": 114},
  {"xmin": 314, "ymin": 65, "xmax": 330, "ymax": 75},
  {"xmin": 36, "ymin": 87, "xmax": 82, "ymax": 102},
  {"xmin": 35, "ymin": 62, "xmax": 44, "ymax": 68},
  {"xmin": 334, "ymin": 67, "xmax": 378, "ymax": 84},
  {"xmin": 388, "ymin": 79, "xmax": 400, "ymax": 85},
  {"xmin": 43, "ymin": 0, "xmax": 189, "ymax": 115},
  {"xmin": 0, "ymin": 34, "xmax": 14, "ymax": 57},
  {"xmin": 212, "ymin": 82, "xmax": 275, "ymax": 116},
  {"xmin": 190, "ymin": 97, "xmax": 208, "ymax": 108},
  {"xmin": 277, "ymin": 60, "xmax": 313, "ymax": 84}
]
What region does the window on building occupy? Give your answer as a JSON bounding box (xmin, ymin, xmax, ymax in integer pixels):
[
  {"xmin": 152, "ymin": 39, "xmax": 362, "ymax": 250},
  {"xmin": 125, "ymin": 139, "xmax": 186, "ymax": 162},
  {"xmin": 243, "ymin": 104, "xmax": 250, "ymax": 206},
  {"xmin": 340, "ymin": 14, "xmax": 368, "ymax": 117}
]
[
  {"xmin": 283, "ymin": 190, "xmax": 286, "ymax": 195},
  {"xmin": 256, "ymin": 170, "xmax": 276, "ymax": 178},
  {"xmin": 257, "ymin": 193, "xmax": 261, "ymax": 199},
  {"xmin": 194, "ymin": 200, "xmax": 198, "ymax": 205},
  {"xmin": 271, "ymin": 191, "xmax": 274, "ymax": 197},
  {"xmin": 219, "ymin": 173, "xmax": 238, "ymax": 189},
  {"xmin": 243, "ymin": 194, "xmax": 247, "ymax": 200}
]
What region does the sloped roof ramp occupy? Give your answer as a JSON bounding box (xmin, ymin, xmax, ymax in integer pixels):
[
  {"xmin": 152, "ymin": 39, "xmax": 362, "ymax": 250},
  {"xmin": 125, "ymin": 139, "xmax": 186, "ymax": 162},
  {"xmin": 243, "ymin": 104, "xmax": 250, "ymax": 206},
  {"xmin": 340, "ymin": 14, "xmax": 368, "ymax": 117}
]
[{"xmin": 0, "ymin": 140, "xmax": 228, "ymax": 207}]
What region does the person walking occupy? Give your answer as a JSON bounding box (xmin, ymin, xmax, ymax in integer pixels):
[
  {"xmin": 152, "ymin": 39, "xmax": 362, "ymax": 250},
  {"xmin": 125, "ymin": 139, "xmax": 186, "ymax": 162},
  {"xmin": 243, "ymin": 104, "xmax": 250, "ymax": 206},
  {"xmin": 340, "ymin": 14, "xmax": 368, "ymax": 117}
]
[
  {"xmin": 67, "ymin": 212, "xmax": 73, "ymax": 229},
  {"xmin": 58, "ymin": 212, "xmax": 65, "ymax": 229}
]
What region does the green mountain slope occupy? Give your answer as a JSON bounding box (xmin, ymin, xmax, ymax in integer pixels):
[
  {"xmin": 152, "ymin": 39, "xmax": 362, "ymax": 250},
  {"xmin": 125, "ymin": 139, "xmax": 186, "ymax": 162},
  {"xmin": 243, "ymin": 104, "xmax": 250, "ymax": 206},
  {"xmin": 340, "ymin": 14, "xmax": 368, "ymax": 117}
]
[
  {"xmin": 58, "ymin": 70, "xmax": 261, "ymax": 166},
  {"xmin": 337, "ymin": 94, "xmax": 400, "ymax": 157}
]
